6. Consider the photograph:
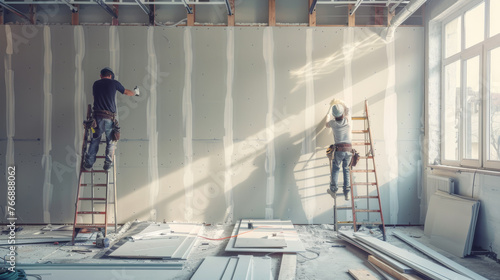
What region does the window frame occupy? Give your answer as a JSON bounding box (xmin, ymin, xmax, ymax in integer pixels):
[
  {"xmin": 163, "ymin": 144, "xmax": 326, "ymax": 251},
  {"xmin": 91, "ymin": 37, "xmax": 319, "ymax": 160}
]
[{"xmin": 440, "ymin": 0, "xmax": 500, "ymax": 170}]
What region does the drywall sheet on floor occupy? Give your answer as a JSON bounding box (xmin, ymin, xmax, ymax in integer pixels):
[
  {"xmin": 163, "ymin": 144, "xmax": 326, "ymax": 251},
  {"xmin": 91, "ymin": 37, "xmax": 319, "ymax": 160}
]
[
  {"xmin": 0, "ymin": 26, "xmax": 423, "ymax": 226},
  {"xmin": 191, "ymin": 255, "xmax": 272, "ymax": 280},
  {"xmin": 424, "ymin": 191, "xmax": 480, "ymax": 257},
  {"xmin": 234, "ymin": 219, "xmax": 287, "ymax": 248},
  {"xmin": 109, "ymin": 222, "xmax": 201, "ymax": 259},
  {"xmin": 0, "ymin": 228, "xmax": 94, "ymax": 245},
  {"xmin": 226, "ymin": 219, "xmax": 305, "ymax": 252}
]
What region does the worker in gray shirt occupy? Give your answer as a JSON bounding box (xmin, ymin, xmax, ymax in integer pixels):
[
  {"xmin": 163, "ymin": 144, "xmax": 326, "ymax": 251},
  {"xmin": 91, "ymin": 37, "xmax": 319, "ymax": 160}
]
[{"xmin": 326, "ymin": 99, "xmax": 353, "ymax": 200}]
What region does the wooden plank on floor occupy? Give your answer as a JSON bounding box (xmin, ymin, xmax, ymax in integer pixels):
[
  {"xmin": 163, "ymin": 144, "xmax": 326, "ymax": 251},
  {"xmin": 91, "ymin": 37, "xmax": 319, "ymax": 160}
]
[
  {"xmin": 368, "ymin": 255, "xmax": 423, "ymax": 280},
  {"xmin": 278, "ymin": 253, "xmax": 297, "ymax": 280},
  {"xmin": 348, "ymin": 269, "xmax": 378, "ymax": 280}
]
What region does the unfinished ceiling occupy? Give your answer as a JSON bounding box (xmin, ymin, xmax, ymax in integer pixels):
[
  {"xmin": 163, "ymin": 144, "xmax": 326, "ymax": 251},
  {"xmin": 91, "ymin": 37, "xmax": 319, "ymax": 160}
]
[{"xmin": 0, "ymin": 0, "xmax": 425, "ymax": 26}]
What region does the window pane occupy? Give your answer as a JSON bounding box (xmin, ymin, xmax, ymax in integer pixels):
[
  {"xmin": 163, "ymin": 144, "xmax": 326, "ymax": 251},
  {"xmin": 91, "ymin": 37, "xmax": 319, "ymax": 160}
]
[
  {"xmin": 464, "ymin": 56, "xmax": 481, "ymax": 160},
  {"xmin": 445, "ymin": 16, "xmax": 461, "ymax": 57},
  {"xmin": 444, "ymin": 61, "xmax": 461, "ymax": 161},
  {"xmin": 464, "ymin": 2, "xmax": 485, "ymax": 49},
  {"xmin": 488, "ymin": 47, "xmax": 500, "ymax": 161},
  {"xmin": 490, "ymin": 0, "xmax": 500, "ymax": 37}
]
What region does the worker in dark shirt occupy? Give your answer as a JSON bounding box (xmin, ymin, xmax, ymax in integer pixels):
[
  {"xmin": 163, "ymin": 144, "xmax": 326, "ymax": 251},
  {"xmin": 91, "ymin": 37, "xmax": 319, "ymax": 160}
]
[{"xmin": 83, "ymin": 67, "xmax": 139, "ymax": 171}]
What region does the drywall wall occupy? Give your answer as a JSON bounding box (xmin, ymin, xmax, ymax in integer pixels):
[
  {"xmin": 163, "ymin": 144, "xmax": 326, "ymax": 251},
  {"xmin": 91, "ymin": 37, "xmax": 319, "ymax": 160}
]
[{"xmin": 0, "ymin": 25, "xmax": 424, "ymax": 225}]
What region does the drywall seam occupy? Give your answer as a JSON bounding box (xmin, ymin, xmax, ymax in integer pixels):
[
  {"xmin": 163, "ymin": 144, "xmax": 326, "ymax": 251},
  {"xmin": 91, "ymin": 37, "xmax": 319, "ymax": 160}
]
[
  {"xmin": 303, "ymin": 28, "xmax": 316, "ymax": 224},
  {"xmin": 74, "ymin": 26, "xmax": 85, "ymax": 175},
  {"xmin": 263, "ymin": 27, "xmax": 275, "ymax": 220},
  {"xmin": 183, "ymin": 28, "xmax": 194, "ymax": 221},
  {"xmin": 342, "ymin": 28, "xmax": 354, "ymax": 109},
  {"xmin": 42, "ymin": 26, "xmax": 53, "ymax": 223},
  {"xmin": 384, "ymin": 36, "xmax": 399, "ymax": 224},
  {"xmin": 5, "ymin": 26, "xmax": 15, "ymax": 218},
  {"xmin": 5, "ymin": 26, "xmax": 15, "ymax": 168},
  {"xmin": 223, "ymin": 27, "xmax": 235, "ymax": 224},
  {"xmin": 146, "ymin": 27, "xmax": 159, "ymax": 221},
  {"xmin": 109, "ymin": 26, "xmax": 119, "ymax": 80}
]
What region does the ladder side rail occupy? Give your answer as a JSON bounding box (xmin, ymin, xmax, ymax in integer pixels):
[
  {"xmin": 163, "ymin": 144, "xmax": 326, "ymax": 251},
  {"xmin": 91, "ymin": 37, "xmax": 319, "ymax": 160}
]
[
  {"xmin": 365, "ymin": 100, "xmax": 386, "ymax": 239},
  {"xmin": 113, "ymin": 154, "xmax": 118, "ymax": 233}
]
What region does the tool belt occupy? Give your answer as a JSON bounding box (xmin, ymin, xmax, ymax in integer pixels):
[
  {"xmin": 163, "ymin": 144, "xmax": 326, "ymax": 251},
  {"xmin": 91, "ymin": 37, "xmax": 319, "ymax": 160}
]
[
  {"xmin": 326, "ymin": 143, "xmax": 353, "ymax": 160},
  {"xmin": 93, "ymin": 109, "xmax": 116, "ymax": 120},
  {"xmin": 335, "ymin": 143, "xmax": 352, "ymax": 152}
]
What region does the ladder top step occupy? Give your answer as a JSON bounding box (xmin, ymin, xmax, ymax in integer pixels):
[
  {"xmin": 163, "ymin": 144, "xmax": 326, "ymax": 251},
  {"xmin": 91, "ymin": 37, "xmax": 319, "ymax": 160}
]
[
  {"xmin": 352, "ymin": 182, "xmax": 378, "ymax": 186},
  {"xmin": 78, "ymin": 198, "xmax": 107, "ymax": 201},
  {"xmin": 352, "ymin": 116, "xmax": 367, "ymax": 120},
  {"xmin": 352, "ymin": 142, "xmax": 370, "ymax": 145},
  {"xmin": 352, "ymin": 130, "xmax": 369, "ymax": 134},
  {"xmin": 351, "ymin": 169, "xmax": 375, "ymax": 173},
  {"xmin": 81, "ymin": 170, "xmax": 108, "ymax": 173}
]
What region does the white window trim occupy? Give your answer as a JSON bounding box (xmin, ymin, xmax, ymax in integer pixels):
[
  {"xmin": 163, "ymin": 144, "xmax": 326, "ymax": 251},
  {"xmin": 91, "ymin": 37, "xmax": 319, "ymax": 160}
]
[{"xmin": 440, "ymin": 0, "xmax": 500, "ymax": 171}]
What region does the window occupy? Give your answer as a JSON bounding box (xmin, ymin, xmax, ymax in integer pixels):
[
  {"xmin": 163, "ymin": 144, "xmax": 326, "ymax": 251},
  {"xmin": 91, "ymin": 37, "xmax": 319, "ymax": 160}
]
[
  {"xmin": 441, "ymin": 0, "xmax": 500, "ymax": 170},
  {"xmin": 487, "ymin": 47, "xmax": 500, "ymax": 164}
]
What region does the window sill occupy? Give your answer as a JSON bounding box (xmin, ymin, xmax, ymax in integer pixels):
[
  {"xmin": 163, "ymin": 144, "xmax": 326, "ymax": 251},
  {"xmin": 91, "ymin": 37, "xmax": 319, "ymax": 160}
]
[{"xmin": 428, "ymin": 165, "xmax": 500, "ymax": 176}]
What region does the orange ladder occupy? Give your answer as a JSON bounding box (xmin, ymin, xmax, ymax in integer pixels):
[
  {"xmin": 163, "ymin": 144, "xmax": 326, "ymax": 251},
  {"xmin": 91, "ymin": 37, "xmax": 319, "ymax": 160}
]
[
  {"xmin": 349, "ymin": 100, "xmax": 386, "ymax": 240},
  {"xmin": 72, "ymin": 105, "xmax": 118, "ymax": 245}
]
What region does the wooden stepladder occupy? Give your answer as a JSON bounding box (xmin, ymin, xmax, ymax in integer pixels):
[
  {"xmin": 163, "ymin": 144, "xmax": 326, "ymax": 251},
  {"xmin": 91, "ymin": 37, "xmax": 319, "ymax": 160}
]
[
  {"xmin": 349, "ymin": 100, "xmax": 386, "ymax": 240},
  {"xmin": 72, "ymin": 105, "xmax": 118, "ymax": 245}
]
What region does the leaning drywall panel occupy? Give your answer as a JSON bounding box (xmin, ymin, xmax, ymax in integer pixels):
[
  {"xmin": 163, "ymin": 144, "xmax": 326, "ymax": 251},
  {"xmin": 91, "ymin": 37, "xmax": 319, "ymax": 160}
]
[{"xmin": 48, "ymin": 26, "xmax": 79, "ymax": 223}]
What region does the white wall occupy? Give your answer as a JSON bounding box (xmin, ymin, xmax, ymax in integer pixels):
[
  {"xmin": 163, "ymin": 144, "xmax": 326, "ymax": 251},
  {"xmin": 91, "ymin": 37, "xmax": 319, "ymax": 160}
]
[{"xmin": 0, "ymin": 25, "xmax": 424, "ymax": 225}]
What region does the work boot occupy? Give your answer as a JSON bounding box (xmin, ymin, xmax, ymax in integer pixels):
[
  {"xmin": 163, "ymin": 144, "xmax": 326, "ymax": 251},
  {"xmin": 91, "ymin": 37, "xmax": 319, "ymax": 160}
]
[
  {"xmin": 82, "ymin": 162, "xmax": 92, "ymax": 171},
  {"xmin": 103, "ymin": 161, "xmax": 112, "ymax": 171},
  {"xmin": 343, "ymin": 187, "xmax": 350, "ymax": 201}
]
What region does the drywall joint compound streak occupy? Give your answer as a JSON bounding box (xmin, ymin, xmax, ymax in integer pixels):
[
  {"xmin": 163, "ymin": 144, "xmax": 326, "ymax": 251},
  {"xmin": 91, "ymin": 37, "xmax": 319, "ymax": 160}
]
[
  {"xmin": 223, "ymin": 27, "xmax": 235, "ymax": 224},
  {"xmin": 183, "ymin": 28, "xmax": 194, "ymax": 221},
  {"xmin": 4, "ymin": 26, "xmax": 15, "ymax": 217},
  {"xmin": 303, "ymin": 28, "xmax": 316, "ymax": 224},
  {"xmin": 42, "ymin": 26, "xmax": 53, "ymax": 223},
  {"xmin": 147, "ymin": 28, "xmax": 160, "ymax": 221},
  {"xmin": 73, "ymin": 26, "xmax": 86, "ymax": 175},
  {"xmin": 384, "ymin": 36, "xmax": 399, "ymax": 224},
  {"xmin": 263, "ymin": 27, "xmax": 276, "ymax": 220}
]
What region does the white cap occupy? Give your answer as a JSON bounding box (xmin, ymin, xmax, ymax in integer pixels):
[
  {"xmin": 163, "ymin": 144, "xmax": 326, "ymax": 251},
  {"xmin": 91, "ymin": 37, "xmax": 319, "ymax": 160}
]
[{"xmin": 332, "ymin": 104, "xmax": 344, "ymax": 117}]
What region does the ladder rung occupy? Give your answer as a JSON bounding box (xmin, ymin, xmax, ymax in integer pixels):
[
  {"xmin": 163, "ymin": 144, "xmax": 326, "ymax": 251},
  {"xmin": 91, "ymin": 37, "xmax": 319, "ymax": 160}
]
[
  {"xmin": 352, "ymin": 130, "xmax": 369, "ymax": 134},
  {"xmin": 78, "ymin": 198, "xmax": 107, "ymax": 201},
  {"xmin": 77, "ymin": 211, "xmax": 106, "ymax": 215},
  {"xmin": 354, "ymin": 209, "xmax": 382, "ymax": 213},
  {"xmin": 355, "ymin": 221, "xmax": 384, "ymax": 225},
  {"xmin": 352, "ymin": 182, "xmax": 377, "ymax": 186},
  {"xmin": 80, "ymin": 184, "xmax": 108, "ymax": 187},
  {"xmin": 359, "ymin": 156, "xmax": 374, "ymax": 159},
  {"xmin": 81, "ymin": 170, "xmax": 108, "ymax": 173},
  {"xmin": 338, "ymin": 221, "xmax": 354, "ymax": 224},
  {"xmin": 353, "ymin": 196, "xmax": 379, "ymax": 199},
  {"xmin": 352, "ymin": 116, "xmax": 367, "ymax": 120},
  {"xmin": 75, "ymin": 224, "xmax": 106, "ymax": 228},
  {"xmin": 351, "ymin": 169, "xmax": 375, "ymax": 173},
  {"xmin": 352, "ymin": 142, "xmax": 370, "ymax": 146}
]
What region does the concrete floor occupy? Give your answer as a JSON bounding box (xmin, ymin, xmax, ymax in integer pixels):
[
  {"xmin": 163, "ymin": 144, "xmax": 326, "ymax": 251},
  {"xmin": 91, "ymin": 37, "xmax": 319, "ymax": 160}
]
[{"xmin": 2, "ymin": 224, "xmax": 499, "ymax": 279}]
